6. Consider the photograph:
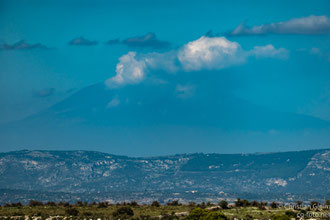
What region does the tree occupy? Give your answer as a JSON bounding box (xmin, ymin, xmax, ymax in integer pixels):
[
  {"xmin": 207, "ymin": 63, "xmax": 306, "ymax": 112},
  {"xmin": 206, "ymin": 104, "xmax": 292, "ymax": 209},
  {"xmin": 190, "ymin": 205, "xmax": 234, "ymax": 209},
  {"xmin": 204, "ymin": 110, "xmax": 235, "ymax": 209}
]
[
  {"xmin": 151, "ymin": 201, "xmax": 160, "ymax": 207},
  {"xmin": 235, "ymin": 198, "xmax": 250, "ymax": 207},
  {"xmin": 218, "ymin": 200, "xmax": 228, "ymax": 209},
  {"xmin": 250, "ymin": 200, "xmax": 259, "ymax": 207},
  {"xmin": 166, "ymin": 200, "xmax": 181, "ymax": 206},
  {"xmin": 270, "ymin": 201, "xmax": 278, "ymax": 209}
]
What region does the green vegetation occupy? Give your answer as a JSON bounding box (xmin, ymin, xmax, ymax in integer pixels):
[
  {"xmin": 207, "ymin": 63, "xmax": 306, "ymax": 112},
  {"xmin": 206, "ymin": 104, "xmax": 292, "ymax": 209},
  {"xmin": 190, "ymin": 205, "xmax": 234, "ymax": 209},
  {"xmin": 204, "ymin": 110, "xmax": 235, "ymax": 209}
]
[{"xmin": 0, "ymin": 199, "xmax": 329, "ymax": 219}]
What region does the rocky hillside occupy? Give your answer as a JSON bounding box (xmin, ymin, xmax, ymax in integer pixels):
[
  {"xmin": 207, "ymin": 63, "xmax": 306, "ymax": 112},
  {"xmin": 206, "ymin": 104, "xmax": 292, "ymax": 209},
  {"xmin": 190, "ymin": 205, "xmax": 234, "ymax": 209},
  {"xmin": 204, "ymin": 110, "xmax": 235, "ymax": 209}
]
[{"xmin": 0, "ymin": 149, "xmax": 329, "ymax": 203}]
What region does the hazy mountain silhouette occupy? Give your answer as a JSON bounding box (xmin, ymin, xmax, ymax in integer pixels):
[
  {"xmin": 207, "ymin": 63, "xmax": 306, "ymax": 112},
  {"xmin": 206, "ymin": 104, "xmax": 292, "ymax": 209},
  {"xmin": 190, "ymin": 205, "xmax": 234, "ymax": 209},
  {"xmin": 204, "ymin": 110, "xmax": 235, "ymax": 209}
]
[
  {"xmin": 1, "ymin": 81, "xmax": 329, "ymax": 154},
  {"xmin": 17, "ymin": 82, "xmax": 330, "ymax": 129}
]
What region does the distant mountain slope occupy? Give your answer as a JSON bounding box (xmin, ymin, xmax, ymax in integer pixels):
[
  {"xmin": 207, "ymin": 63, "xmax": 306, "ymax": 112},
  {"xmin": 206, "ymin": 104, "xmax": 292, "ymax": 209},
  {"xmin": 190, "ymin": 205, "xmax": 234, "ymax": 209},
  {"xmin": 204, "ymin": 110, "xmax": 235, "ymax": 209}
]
[
  {"xmin": 18, "ymin": 82, "xmax": 330, "ymax": 129},
  {"xmin": 0, "ymin": 149, "xmax": 329, "ymax": 203},
  {"xmin": 1, "ymin": 82, "xmax": 329, "ymax": 155}
]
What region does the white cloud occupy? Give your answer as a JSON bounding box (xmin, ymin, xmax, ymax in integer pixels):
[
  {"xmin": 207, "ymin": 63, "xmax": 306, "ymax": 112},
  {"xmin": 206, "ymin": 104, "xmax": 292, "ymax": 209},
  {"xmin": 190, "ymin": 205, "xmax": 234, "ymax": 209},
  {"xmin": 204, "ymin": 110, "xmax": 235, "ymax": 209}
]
[
  {"xmin": 175, "ymin": 84, "xmax": 195, "ymax": 98},
  {"xmin": 178, "ymin": 36, "xmax": 245, "ymax": 71},
  {"xmin": 231, "ymin": 15, "xmax": 330, "ymax": 35},
  {"xmin": 309, "ymin": 47, "xmax": 322, "ymax": 55},
  {"xmin": 105, "ymin": 36, "xmax": 289, "ymax": 88},
  {"xmin": 105, "ymin": 52, "xmax": 147, "ymax": 88},
  {"xmin": 107, "ymin": 96, "xmax": 120, "ymax": 108},
  {"xmin": 251, "ymin": 44, "xmax": 289, "ymax": 59},
  {"xmin": 144, "ymin": 51, "xmax": 179, "ymax": 73}
]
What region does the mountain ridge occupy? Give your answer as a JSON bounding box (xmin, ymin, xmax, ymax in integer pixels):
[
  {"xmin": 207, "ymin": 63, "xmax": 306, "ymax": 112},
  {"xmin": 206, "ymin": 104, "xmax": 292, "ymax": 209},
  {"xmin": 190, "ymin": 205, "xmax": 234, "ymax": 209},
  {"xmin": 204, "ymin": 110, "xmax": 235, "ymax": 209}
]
[
  {"xmin": 1, "ymin": 148, "xmax": 329, "ymax": 159},
  {"xmin": 0, "ymin": 149, "xmax": 329, "ymax": 203}
]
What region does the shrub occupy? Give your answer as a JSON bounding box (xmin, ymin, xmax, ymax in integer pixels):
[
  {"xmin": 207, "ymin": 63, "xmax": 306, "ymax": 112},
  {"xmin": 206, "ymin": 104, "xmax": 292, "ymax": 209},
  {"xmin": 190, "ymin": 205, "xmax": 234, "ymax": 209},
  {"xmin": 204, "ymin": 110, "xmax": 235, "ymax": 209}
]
[
  {"xmin": 186, "ymin": 208, "xmax": 210, "ymax": 220},
  {"xmin": 7, "ymin": 202, "xmax": 23, "ymax": 207},
  {"xmin": 310, "ymin": 201, "xmax": 320, "ymax": 209},
  {"xmin": 188, "ymin": 201, "xmax": 196, "ymax": 207},
  {"xmin": 251, "ymin": 200, "xmax": 259, "ymax": 207},
  {"xmin": 65, "ymin": 207, "xmax": 79, "ymax": 216},
  {"xmin": 206, "ymin": 201, "xmax": 213, "ymax": 206},
  {"xmin": 140, "ymin": 215, "xmax": 152, "ymax": 219},
  {"xmin": 97, "ymin": 202, "xmax": 108, "ymax": 208},
  {"xmin": 218, "ymin": 200, "xmax": 228, "ymax": 209},
  {"xmin": 197, "ymin": 202, "xmax": 207, "ymax": 209},
  {"xmin": 258, "ymin": 206, "xmax": 266, "ymax": 210},
  {"xmin": 63, "ymin": 202, "xmax": 71, "ymax": 207},
  {"xmin": 12, "ymin": 211, "xmax": 24, "ymax": 216},
  {"xmin": 285, "ymin": 210, "xmax": 296, "ymax": 218},
  {"xmin": 160, "ymin": 212, "xmax": 177, "ymax": 220},
  {"xmin": 45, "ymin": 201, "xmax": 56, "ymax": 206},
  {"xmin": 203, "ymin": 212, "xmax": 227, "ymax": 220},
  {"xmin": 75, "ymin": 201, "xmax": 84, "ymax": 207},
  {"xmin": 272, "ymin": 214, "xmax": 290, "ymax": 220},
  {"xmin": 235, "ymin": 198, "xmax": 250, "ymax": 207},
  {"xmin": 112, "ymin": 206, "xmax": 134, "ymax": 219},
  {"xmin": 270, "ymin": 201, "xmax": 278, "ymax": 209},
  {"xmin": 82, "ymin": 211, "xmax": 93, "ymax": 216},
  {"xmin": 130, "ymin": 201, "xmax": 139, "ymax": 207},
  {"xmin": 151, "ymin": 201, "xmax": 160, "ymax": 207},
  {"xmin": 58, "ymin": 201, "xmax": 71, "ymax": 207},
  {"xmin": 29, "ymin": 200, "xmax": 43, "ymax": 207},
  {"xmin": 166, "ymin": 200, "xmax": 181, "ymax": 206},
  {"xmin": 244, "ymin": 214, "xmax": 254, "ymax": 220}
]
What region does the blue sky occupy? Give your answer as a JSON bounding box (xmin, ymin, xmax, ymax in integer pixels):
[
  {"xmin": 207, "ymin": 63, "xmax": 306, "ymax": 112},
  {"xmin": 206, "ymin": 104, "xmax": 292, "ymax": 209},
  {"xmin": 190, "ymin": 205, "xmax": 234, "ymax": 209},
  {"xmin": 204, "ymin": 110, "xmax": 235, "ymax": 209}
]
[{"xmin": 0, "ymin": 0, "xmax": 330, "ymax": 155}]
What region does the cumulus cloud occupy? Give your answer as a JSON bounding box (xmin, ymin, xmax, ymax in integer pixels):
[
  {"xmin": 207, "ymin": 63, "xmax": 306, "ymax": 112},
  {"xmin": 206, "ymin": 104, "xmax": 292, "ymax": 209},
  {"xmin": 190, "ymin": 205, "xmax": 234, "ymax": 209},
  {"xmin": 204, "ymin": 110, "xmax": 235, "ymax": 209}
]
[
  {"xmin": 144, "ymin": 51, "xmax": 179, "ymax": 73},
  {"xmin": 297, "ymin": 47, "xmax": 330, "ymax": 61},
  {"xmin": 122, "ymin": 33, "xmax": 171, "ymax": 49},
  {"xmin": 178, "ymin": 36, "xmax": 245, "ymax": 71},
  {"xmin": 105, "ymin": 36, "xmax": 288, "ymax": 88},
  {"xmin": 105, "ymin": 52, "xmax": 147, "ymax": 87},
  {"xmin": 0, "ymin": 40, "xmax": 50, "ymax": 50},
  {"xmin": 230, "ymin": 15, "xmax": 330, "ymax": 35},
  {"xmin": 251, "ymin": 44, "xmax": 289, "ymax": 59},
  {"xmin": 34, "ymin": 88, "xmax": 55, "ymax": 98},
  {"xmin": 69, "ymin": 37, "xmax": 98, "ymax": 46}
]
